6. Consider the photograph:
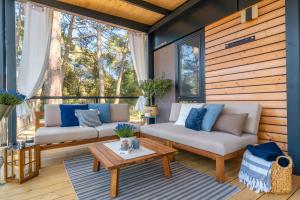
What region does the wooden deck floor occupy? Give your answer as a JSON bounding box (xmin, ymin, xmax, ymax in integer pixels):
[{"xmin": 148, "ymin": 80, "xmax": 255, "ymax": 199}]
[{"xmin": 1, "ymin": 145, "xmax": 300, "ymax": 200}]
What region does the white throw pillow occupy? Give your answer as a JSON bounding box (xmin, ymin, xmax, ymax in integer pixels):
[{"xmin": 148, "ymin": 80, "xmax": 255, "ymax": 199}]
[{"xmin": 175, "ymin": 103, "xmax": 204, "ymax": 125}]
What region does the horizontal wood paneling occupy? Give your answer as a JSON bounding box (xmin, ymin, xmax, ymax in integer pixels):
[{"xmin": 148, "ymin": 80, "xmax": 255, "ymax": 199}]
[
  {"xmin": 206, "ymin": 58, "xmax": 286, "ymax": 77},
  {"xmin": 206, "ymin": 75, "xmax": 286, "ymax": 89},
  {"xmin": 206, "ymin": 33, "xmax": 286, "ymax": 60},
  {"xmin": 205, "ymin": 0, "xmax": 282, "ymax": 33},
  {"xmin": 208, "ymin": 101, "xmax": 286, "ymax": 109},
  {"xmin": 206, "ymin": 41, "xmax": 286, "ymax": 66},
  {"xmin": 206, "ymin": 6, "xmax": 285, "ymax": 43},
  {"xmin": 206, "ymin": 15, "xmax": 285, "ymax": 48},
  {"xmin": 260, "ymin": 116, "xmax": 287, "ymax": 125},
  {"xmin": 206, "ymin": 84, "xmax": 286, "ymax": 95},
  {"xmin": 206, "ymin": 24, "xmax": 286, "ymax": 54},
  {"xmin": 258, "ymin": 132, "xmax": 287, "ymax": 143},
  {"xmin": 205, "ymin": 0, "xmax": 287, "ymax": 151},
  {"xmin": 206, "ymin": 50, "xmax": 286, "ymax": 72},
  {"xmin": 206, "ymin": 67, "xmax": 286, "ymax": 83}
]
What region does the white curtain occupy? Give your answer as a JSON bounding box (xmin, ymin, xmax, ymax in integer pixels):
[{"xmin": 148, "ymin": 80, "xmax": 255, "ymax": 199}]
[
  {"xmin": 17, "ymin": 3, "xmax": 53, "ymax": 118},
  {"xmin": 128, "ymin": 32, "xmax": 148, "ymax": 112},
  {"xmin": 128, "ymin": 31, "xmax": 148, "ymax": 82}
]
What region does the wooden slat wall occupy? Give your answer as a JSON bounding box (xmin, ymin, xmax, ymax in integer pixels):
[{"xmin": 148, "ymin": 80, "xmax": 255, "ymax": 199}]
[{"xmin": 204, "ymin": 0, "xmax": 287, "ymax": 151}]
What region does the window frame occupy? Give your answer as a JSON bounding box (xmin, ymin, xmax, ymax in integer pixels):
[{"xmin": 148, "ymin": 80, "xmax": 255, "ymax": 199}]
[{"xmin": 175, "ymin": 29, "xmax": 205, "ymax": 102}]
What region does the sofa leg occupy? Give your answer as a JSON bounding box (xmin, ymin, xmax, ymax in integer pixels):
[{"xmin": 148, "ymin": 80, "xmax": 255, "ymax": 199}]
[
  {"xmin": 216, "ymin": 156, "xmax": 225, "ymax": 183},
  {"xmin": 36, "ymin": 146, "xmax": 41, "ymax": 169},
  {"xmin": 165, "ymin": 141, "xmax": 176, "ymax": 162}
]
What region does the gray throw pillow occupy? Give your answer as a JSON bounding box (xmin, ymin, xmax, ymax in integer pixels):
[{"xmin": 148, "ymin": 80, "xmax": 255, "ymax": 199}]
[
  {"xmin": 75, "ymin": 109, "xmax": 102, "ymax": 127},
  {"xmin": 213, "ymin": 113, "xmax": 248, "ymax": 136}
]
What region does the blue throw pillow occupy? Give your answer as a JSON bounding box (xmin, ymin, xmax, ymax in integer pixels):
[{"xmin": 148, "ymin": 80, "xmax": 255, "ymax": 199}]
[
  {"xmin": 59, "ymin": 104, "xmax": 88, "ymax": 127},
  {"xmin": 201, "ymin": 104, "xmax": 224, "ymax": 131},
  {"xmin": 88, "ymin": 103, "xmax": 111, "ymax": 123},
  {"xmin": 185, "ymin": 108, "xmax": 207, "ymax": 131}
]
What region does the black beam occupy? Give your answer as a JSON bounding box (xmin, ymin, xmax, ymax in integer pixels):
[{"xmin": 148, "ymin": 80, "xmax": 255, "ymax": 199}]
[
  {"xmin": 149, "ymin": 0, "xmax": 202, "ymax": 33},
  {"xmin": 286, "ymin": 0, "xmax": 300, "ymax": 175},
  {"xmin": 29, "ymin": 0, "xmax": 149, "ymax": 32},
  {"xmin": 4, "ymin": 0, "xmax": 17, "ymax": 145},
  {"xmin": 125, "ymin": 0, "xmax": 170, "ymax": 15},
  {"xmin": 147, "ymin": 33, "xmax": 154, "ymax": 79},
  {"xmin": 0, "ymin": 0, "xmax": 5, "ymax": 88}
]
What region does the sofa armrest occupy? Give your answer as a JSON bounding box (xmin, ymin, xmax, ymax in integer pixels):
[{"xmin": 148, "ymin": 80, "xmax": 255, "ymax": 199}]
[{"xmin": 35, "ymin": 112, "xmax": 44, "ymax": 130}]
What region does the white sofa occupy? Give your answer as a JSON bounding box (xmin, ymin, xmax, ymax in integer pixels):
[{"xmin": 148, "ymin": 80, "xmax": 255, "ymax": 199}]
[
  {"xmin": 140, "ymin": 102, "xmax": 262, "ymax": 182},
  {"xmin": 35, "ymin": 104, "xmax": 140, "ymax": 145}
]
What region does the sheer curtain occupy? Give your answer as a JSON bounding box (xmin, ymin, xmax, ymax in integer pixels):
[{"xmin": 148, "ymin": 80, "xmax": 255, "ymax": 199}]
[
  {"xmin": 17, "ymin": 2, "xmax": 53, "ymax": 118},
  {"xmin": 128, "ymin": 31, "xmax": 148, "ymax": 112}
]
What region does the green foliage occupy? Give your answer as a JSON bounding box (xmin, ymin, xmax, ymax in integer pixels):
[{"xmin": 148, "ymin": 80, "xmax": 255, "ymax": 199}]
[
  {"xmin": 0, "ymin": 93, "xmax": 24, "ymax": 106},
  {"xmin": 15, "ymin": 4, "xmax": 141, "ymax": 108},
  {"xmin": 140, "ymin": 79, "xmax": 172, "ymax": 106},
  {"xmin": 114, "ymin": 123, "xmax": 134, "ymax": 138},
  {"xmin": 155, "ymin": 79, "xmax": 173, "ymax": 98}
]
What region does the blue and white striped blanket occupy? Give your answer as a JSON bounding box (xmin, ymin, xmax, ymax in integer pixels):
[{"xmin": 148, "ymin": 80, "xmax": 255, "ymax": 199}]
[{"xmin": 238, "ymin": 150, "xmax": 272, "ymax": 193}]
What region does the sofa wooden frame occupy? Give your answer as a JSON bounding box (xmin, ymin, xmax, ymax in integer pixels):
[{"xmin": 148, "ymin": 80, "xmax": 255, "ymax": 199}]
[
  {"xmin": 140, "ymin": 133, "xmax": 245, "ymax": 183},
  {"xmin": 34, "ymin": 112, "xmax": 140, "ymax": 168},
  {"xmin": 35, "ymin": 111, "xmax": 244, "ymax": 182}
]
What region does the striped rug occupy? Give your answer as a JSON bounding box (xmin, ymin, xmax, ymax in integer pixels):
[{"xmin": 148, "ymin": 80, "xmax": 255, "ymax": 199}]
[{"xmin": 64, "ymin": 154, "xmax": 240, "ymax": 200}]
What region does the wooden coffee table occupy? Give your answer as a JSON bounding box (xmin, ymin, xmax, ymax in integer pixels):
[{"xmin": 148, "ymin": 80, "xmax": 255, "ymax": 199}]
[{"xmin": 88, "ymin": 138, "xmax": 177, "ymax": 198}]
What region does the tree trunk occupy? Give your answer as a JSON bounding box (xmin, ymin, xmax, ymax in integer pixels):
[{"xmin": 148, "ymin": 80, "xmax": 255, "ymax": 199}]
[
  {"xmin": 114, "ymin": 55, "xmax": 125, "ymax": 104},
  {"xmin": 16, "ymin": 4, "xmax": 24, "ymax": 56},
  {"xmin": 61, "ymin": 15, "xmax": 75, "ymax": 78},
  {"xmin": 114, "ymin": 69, "xmax": 124, "ymax": 104},
  {"xmin": 97, "ymin": 29, "xmax": 105, "ymax": 103},
  {"xmin": 44, "ymin": 11, "xmax": 62, "ymax": 104}
]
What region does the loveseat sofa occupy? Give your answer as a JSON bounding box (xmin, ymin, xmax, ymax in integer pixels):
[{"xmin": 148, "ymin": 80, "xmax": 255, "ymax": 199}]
[
  {"xmin": 140, "ymin": 102, "xmax": 262, "ymax": 182},
  {"xmin": 35, "ymin": 104, "xmax": 139, "ymax": 167}
]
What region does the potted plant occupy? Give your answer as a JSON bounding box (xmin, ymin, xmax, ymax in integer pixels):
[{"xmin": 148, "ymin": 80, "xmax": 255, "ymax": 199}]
[
  {"xmin": 0, "ymin": 89, "xmax": 26, "ymax": 121},
  {"xmin": 0, "ymin": 89, "xmax": 25, "ymax": 183},
  {"xmin": 140, "ymin": 78, "xmax": 172, "ymax": 116},
  {"xmin": 114, "ymin": 123, "xmax": 136, "ymax": 149}
]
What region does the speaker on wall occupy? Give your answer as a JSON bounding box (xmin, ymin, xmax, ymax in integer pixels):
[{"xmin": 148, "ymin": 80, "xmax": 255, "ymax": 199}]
[{"xmin": 241, "ymin": 5, "xmax": 258, "ymax": 23}]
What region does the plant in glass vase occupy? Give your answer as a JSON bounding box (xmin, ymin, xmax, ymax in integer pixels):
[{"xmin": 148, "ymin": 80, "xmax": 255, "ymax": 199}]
[
  {"xmin": 0, "ymin": 89, "xmax": 26, "ymax": 145},
  {"xmin": 140, "ymin": 78, "xmax": 172, "ymax": 116},
  {"xmin": 0, "ymin": 89, "xmax": 25, "ymax": 184},
  {"xmin": 0, "ymin": 89, "xmax": 26, "ymax": 121}
]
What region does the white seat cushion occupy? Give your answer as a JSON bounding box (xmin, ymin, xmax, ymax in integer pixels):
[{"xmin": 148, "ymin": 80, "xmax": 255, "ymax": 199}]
[
  {"xmin": 95, "ymin": 122, "xmax": 140, "ymax": 137},
  {"xmin": 140, "ymin": 123, "xmax": 257, "ymax": 156},
  {"xmin": 35, "ymin": 126, "xmax": 98, "ymax": 145}
]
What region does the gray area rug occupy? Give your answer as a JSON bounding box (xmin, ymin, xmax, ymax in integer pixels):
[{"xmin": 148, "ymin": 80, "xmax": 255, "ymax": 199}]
[{"xmin": 64, "ymin": 154, "xmax": 240, "ymax": 200}]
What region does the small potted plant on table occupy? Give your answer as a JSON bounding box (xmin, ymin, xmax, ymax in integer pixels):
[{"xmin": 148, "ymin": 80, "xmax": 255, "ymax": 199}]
[
  {"xmin": 114, "ymin": 123, "xmax": 136, "ymax": 151},
  {"xmin": 140, "ymin": 78, "xmax": 172, "ymax": 117}
]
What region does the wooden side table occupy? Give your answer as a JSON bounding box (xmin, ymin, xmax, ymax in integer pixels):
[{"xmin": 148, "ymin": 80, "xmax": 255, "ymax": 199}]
[{"xmin": 3, "ymin": 144, "xmax": 40, "ymax": 184}]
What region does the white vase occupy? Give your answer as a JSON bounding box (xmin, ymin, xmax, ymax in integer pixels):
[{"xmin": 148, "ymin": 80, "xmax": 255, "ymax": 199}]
[{"xmin": 120, "ymin": 136, "xmax": 136, "ymax": 148}]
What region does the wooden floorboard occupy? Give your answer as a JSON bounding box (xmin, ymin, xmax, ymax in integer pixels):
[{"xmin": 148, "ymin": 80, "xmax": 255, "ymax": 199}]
[{"xmin": 0, "ymin": 145, "xmax": 299, "ymax": 200}]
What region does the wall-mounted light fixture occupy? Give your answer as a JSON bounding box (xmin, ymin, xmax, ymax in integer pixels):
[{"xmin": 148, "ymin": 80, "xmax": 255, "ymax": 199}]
[{"xmin": 241, "ymin": 5, "xmax": 258, "ymax": 23}]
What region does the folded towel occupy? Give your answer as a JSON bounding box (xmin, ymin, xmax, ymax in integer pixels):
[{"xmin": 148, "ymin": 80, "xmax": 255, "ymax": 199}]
[
  {"xmin": 247, "ymin": 142, "xmax": 283, "ymax": 161},
  {"xmin": 238, "ymin": 150, "xmax": 272, "ymax": 193}
]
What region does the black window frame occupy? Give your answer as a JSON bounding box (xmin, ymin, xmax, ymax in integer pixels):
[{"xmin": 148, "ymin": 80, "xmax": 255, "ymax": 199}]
[{"xmin": 175, "ymin": 29, "xmax": 205, "ymax": 102}]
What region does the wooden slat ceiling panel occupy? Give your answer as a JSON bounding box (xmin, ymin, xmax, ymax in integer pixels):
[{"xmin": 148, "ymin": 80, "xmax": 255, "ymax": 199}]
[
  {"xmin": 58, "ymin": 0, "xmax": 169, "ymax": 25},
  {"xmin": 143, "ymin": 0, "xmax": 187, "ymax": 10}
]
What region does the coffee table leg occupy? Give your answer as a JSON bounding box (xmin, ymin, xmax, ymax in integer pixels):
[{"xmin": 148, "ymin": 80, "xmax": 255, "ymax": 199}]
[
  {"xmin": 110, "ymin": 168, "xmax": 119, "ymax": 198},
  {"xmin": 93, "ymin": 158, "xmax": 100, "ymax": 172},
  {"xmin": 162, "ymin": 156, "xmax": 172, "ymax": 178}
]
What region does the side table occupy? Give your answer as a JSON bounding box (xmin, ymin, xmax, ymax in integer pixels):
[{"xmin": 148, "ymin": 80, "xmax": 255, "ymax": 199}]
[
  {"xmin": 140, "ymin": 115, "xmax": 158, "ymax": 125},
  {"xmin": 3, "ymin": 144, "xmax": 40, "ymax": 184}
]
